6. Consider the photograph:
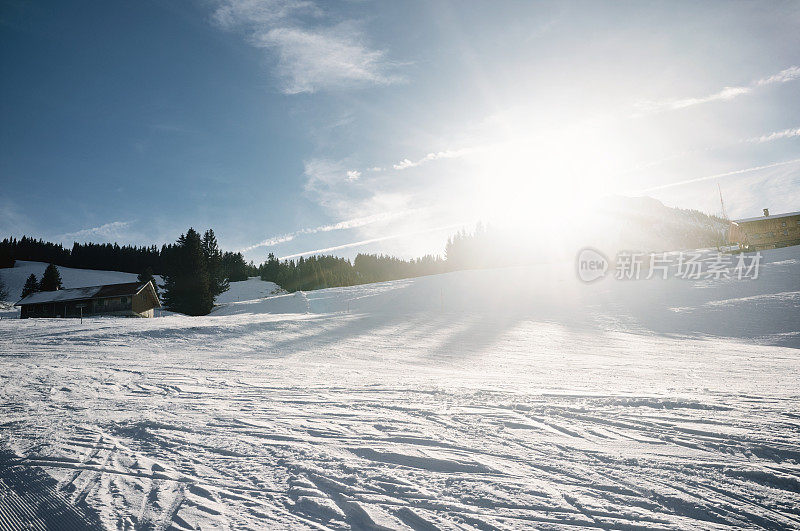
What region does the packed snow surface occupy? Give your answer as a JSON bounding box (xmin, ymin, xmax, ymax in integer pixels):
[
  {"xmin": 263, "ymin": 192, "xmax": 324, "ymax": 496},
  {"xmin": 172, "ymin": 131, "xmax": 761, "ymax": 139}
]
[{"xmin": 1, "ymin": 248, "xmax": 799, "ymax": 529}]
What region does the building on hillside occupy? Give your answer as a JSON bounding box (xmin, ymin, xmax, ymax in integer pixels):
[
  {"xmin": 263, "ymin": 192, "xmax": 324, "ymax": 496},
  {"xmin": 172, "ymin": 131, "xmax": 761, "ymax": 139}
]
[
  {"xmin": 15, "ymin": 281, "xmax": 160, "ymax": 319},
  {"xmin": 727, "ymin": 209, "xmax": 800, "ymax": 251}
]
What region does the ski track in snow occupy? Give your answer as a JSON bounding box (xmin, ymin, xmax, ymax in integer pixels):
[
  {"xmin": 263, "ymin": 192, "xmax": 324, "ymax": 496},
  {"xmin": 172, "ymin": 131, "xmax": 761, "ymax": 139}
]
[{"xmin": 1, "ymin": 248, "xmax": 799, "ymax": 529}]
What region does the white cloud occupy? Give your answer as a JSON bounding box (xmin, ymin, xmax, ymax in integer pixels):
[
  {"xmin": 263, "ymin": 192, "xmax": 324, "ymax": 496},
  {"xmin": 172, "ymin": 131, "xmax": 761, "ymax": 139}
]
[
  {"xmin": 302, "ymin": 158, "xmax": 355, "ymax": 211},
  {"xmin": 241, "ymin": 211, "xmax": 413, "ymax": 252},
  {"xmin": 255, "ymin": 25, "xmax": 401, "ymax": 94},
  {"xmin": 212, "ymin": 0, "xmax": 318, "ymax": 28},
  {"xmin": 636, "ymin": 86, "xmax": 750, "ymax": 114},
  {"xmin": 244, "ymin": 156, "xmax": 426, "ymax": 257},
  {"xmin": 755, "ymin": 66, "xmax": 800, "ymax": 86},
  {"xmin": 670, "ymin": 86, "xmax": 751, "ymax": 110},
  {"xmin": 746, "ymin": 127, "xmax": 800, "ymax": 144},
  {"xmin": 241, "ymin": 234, "xmax": 296, "ymax": 252},
  {"xmin": 636, "ymin": 158, "xmax": 800, "ymax": 193},
  {"xmin": 59, "ymin": 221, "xmax": 134, "ymax": 242},
  {"xmin": 212, "ymin": 1, "xmax": 402, "ymax": 94},
  {"xmin": 635, "ymin": 65, "xmax": 800, "ymax": 115},
  {"xmin": 278, "ymin": 221, "xmax": 466, "ymax": 260},
  {"xmin": 392, "ymin": 148, "xmax": 472, "ymax": 170}
]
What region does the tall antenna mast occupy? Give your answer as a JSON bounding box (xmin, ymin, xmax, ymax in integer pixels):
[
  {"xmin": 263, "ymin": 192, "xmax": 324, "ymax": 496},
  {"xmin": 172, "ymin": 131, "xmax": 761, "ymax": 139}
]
[{"xmin": 717, "ymin": 181, "xmax": 728, "ymax": 220}]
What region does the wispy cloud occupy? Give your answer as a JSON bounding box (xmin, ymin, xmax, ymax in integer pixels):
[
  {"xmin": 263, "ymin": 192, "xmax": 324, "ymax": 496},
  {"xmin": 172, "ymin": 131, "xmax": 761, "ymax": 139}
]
[
  {"xmin": 620, "ymin": 126, "xmax": 800, "ymax": 176},
  {"xmin": 635, "ymin": 157, "xmax": 800, "ymax": 193},
  {"xmin": 0, "ymin": 197, "xmax": 32, "ymax": 236},
  {"xmin": 755, "ymin": 66, "xmax": 800, "ymax": 86},
  {"xmin": 212, "ymin": 0, "xmax": 319, "ymax": 27},
  {"xmin": 59, "ymin": 220, "xmax": 134, "ymax": 242},
  {"xmin": 392, "ymin": 148, "xmax": 472, "ymax": 170},
  {"xmin": 745, "ymin": 127, "xmax": 800, "ymax": 144},
  {"xmin": 635, "ymin": 66, "xmax": 800, "ymax": 115},
  {"xmin": 278, "ymin": 222, "xmax": 467, "ymax": 260},
  {"xmin": 256, "ymin": 24, "xmax": 402, "ymax": 94},
  {"xmin": 346, "ymin": 169, "xmax": 361, "ymax": 181},
  {"xmin": 302, "ymin": 158, "xmax": 361, "ymax": 211},
  {"xmin": 211, "ymin": 0, "xmax": 402, "ymax": 94},
  {"xmin": 241, "ymin": 210, "xmax": 414, "ymax": 252}
]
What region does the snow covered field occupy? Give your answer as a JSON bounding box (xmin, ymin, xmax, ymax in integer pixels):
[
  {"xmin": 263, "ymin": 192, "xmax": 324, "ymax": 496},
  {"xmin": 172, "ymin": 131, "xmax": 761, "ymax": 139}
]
[{"xmin": 1, "ymin": 248, "xmax": 799, "ymax": 529}]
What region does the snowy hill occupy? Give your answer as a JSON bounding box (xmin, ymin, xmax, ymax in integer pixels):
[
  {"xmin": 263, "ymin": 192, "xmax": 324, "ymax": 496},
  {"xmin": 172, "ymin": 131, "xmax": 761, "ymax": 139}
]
[
  {"xmin": 0, "ymin": 261, "xmax": 163, "ymax": 318},
  {"xmin": 213, "ymin": 246, "xmax": 799, "ymax": 347},
  {"xmin": 0, "ymin": 263, "xmax": 282, "ymax": 317},
  {"xmin": 0, "ymin": 261, "xmax": 146, "ymax": 304},
  {"xmin": 214, "ymin": 276, "xmax": 282, "ymax": 304},
  {"xmin": 585, "ymin": 195, "xmax": 730, "ymax": 255},
  {"xmin": 0, "ymin": 247, "xmax": 799, "ymax": 529}
]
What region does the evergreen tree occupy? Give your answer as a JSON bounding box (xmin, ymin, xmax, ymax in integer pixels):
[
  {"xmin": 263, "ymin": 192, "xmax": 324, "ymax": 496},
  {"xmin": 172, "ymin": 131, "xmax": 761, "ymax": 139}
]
[
  {"xmin": 21, "ymin": 274, "xmax": 40, "ymax": 299},
  {"xmin": 161, "ymin": 228, "xmax": 214, "ymax": 316},
  {"xmin": 137, "ymin": 266, "xmax": 156, "ymax": 290},
  {"xmin": 0, "ymin": 244, "xmax": 14, "ymax": 268},
  {"xmin": 39, "ymin": 263, "xmax": 63, "ymax": 291},
  {"xmin": 221, "ymin": 251, "xmax": 250, "ymax": 282},
  {"xmin": 0, "ymin": 277, "xmax": 8, "ymax": 301},
  {"xmin": 202, "ymin": 229, "xmax": 229, "ymax": 297},
  {"xmin": 260, "ymin": 253, "xmax": 281, "ymax": 283}
]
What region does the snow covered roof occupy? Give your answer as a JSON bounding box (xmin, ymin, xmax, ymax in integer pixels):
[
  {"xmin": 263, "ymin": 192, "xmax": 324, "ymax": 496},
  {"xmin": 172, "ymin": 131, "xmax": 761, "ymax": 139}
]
[
  {"xmin": 15, "ymin": 282, "xmax": 147, "ymax": 306},
  {"xmin": 733, "ymin": 211, "xmax": 800, "ymax": 224}
]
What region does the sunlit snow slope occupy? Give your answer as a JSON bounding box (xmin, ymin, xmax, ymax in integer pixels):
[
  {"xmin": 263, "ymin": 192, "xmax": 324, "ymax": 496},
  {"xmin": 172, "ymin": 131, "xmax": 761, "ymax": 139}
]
[
  {"xmin": 1, "ymin": 260, "xmax": 146, "ymax": 298},
  {"xmin": 0, "ymin": 247, "xmax": 799, "ymax": 529}
]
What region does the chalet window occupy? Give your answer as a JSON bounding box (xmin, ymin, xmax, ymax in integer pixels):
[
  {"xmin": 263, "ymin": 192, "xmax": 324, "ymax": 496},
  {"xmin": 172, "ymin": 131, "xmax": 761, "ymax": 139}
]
[
  {"xmin": 768, "ymin": 232, "xmax": 775, "ymax": 237},
  {"xmin": 120, "ymin": 297, "xmax": 128, "ymax": 304},
  {"xmin": 782, "ymin": 221, "xmax": 787, "ymax": 227},
  {"xmin": 784, "ymin": 229, "xmax": 789, "ymax": 236}
]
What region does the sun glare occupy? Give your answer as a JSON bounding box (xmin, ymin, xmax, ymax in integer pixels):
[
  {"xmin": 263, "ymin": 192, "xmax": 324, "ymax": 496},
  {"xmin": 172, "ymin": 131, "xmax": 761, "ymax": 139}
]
[{"xmin": 463, "ymin": 119, "xmax": 633, "ymax": 234}]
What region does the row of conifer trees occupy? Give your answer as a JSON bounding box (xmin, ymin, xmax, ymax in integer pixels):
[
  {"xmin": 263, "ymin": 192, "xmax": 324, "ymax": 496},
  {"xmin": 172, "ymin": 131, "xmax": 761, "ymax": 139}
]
[
  {"xmin": 5, "ymin": 224, "xmax": 502, "ymax": 315},
  {"xmin": 256, "ymin": 252, "xmax": 448, "ymax": 292},
  {"xmin": 15, "ymin": 229, "xmax": 230, "ymax": 316},
  {"xmin": 0, "ymin": 236, "xmax": 253, "ymax": 282}
]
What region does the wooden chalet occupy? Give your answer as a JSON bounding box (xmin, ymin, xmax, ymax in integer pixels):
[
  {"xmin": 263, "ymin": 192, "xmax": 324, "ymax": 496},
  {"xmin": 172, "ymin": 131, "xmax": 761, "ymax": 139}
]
[
  {"xmin": 728, "ymin": 209, "xmax": 800, "ymax": 251},
  {"xmin": 15, "ymin": 281, "xmax": 160, "ymax": 319}
]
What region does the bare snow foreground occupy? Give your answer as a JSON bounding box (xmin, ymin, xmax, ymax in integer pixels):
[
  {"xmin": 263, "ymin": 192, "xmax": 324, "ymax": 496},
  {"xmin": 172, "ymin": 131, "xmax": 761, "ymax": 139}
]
[{"xmin": 1, "ymin": 249, "xmax": 799, "ymax": 529}]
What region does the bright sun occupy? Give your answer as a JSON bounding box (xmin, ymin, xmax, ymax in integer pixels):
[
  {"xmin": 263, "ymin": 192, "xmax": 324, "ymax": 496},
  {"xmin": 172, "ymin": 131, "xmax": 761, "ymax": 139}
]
[{"xmin": 464, "ymin": 119, "xmax": 634, "ymax": 231}]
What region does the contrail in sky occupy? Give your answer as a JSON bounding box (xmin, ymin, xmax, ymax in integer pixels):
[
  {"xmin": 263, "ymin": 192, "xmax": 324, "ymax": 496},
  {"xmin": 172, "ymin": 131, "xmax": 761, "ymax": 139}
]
[
  {"xmin": 279, "ymin": 222, "xmax": 469, "ymax": 260},
  {"xmin": 635, "ymin": 157, "xmax": 800, "ymax": 193},
  {"xmin": 241, "ymin": 210, "xmax": 415, "ymax": 252}
]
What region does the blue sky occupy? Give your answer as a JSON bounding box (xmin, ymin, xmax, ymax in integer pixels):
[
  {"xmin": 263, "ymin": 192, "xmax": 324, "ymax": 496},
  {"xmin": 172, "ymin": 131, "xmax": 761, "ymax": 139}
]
[{"xmin": 1, "ymin": 0, "xmax": 799, "ymax": 262}]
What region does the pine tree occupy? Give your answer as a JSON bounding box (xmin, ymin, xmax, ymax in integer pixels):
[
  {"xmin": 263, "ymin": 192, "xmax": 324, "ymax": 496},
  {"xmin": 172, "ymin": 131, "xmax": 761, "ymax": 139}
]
[
  {"xmin": 161, "ymin": 228, "xmax": 214, "ymax": 316},
  {"xmin": 39, "ymin": 263, "xmax": 63, "ymax": 291},
  {"xmin": 137, "ymin": 266, "xmax": 156, "ymax": 291},
  {"xmin": 202, "ymin": 229, "xmax": 229, "ymax": 298},
  {"xmin": 0, "ymin": 244, "xmax": 14, "ymax": 268},
  {"xmin": 221, "ymin": 252, "xmax": 249, "ymax": 282},
  {"xmin": 21, "ymin": 274, "xmax": 40, "ymax": 299},
  {"xmin": 0, "ymin": 277, "xmax": 8, "ymax": 301},
  {"xmin": 260, "ymin": 253, "xmax": 280, "ymax": 283}
]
